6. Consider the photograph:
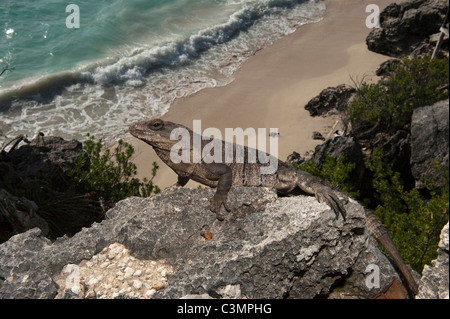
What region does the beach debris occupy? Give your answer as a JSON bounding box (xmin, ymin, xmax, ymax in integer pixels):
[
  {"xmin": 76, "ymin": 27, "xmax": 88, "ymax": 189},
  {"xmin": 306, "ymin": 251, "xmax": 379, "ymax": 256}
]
[{"xmin": 269, "ymin": 131, "xmax": 280, "ymax": 138}]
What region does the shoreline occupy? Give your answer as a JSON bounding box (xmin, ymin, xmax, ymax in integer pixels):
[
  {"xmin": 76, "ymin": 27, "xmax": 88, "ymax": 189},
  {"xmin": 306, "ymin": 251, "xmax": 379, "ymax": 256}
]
[{"xmin": 128, "ymin": 0, "xmax": 393, "ymax": 189}]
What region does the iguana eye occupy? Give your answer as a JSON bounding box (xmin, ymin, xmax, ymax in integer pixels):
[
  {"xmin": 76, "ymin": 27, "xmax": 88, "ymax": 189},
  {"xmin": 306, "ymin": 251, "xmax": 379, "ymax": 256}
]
[{"xmin": 149, "ymin": 119, "xmax": 164, "ymax": 131}]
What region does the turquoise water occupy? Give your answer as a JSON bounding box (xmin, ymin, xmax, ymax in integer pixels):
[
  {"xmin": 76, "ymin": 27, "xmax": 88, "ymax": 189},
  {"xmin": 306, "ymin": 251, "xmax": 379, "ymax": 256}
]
[
  {"xmin": 0, "ymin": 0, "xmax": 325, "ymax": 143},
  {"xmin": 1, "ymin": 0, "xmax": 237, "ymax": 84}
]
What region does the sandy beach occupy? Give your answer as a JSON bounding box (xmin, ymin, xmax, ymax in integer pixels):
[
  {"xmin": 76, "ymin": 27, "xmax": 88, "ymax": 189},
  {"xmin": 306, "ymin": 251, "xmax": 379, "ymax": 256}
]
[{"xmin": 129, "ymin": 0, "xmax": 393, "ymax": 189}]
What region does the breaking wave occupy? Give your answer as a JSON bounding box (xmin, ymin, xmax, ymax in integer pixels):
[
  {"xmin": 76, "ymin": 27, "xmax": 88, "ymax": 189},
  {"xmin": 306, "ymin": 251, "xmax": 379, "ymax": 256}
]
[{"xmin": 0, "ymin": 0, "xmax": 325, "ymax": 144}]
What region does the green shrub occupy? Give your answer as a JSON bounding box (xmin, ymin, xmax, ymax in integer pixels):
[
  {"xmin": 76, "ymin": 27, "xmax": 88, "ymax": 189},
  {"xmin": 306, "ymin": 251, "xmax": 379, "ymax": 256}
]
[
  {"xmin": 293, "ymin": 149, "xmax": 449, "ymax": 273},
  {"xmin": 349, "ymin": 55, "xmax": 449, "ymax": 131},
  {"xmin": 294, "ymin": 55, "xmax": 449, "ymax": 274},
  {"xmin": 68, "ymin": 134, "xmax": 160, "ymax": 206},
  {"xmin": 366, "ymin": 148, "xmax": 449, "ymax": 272}
]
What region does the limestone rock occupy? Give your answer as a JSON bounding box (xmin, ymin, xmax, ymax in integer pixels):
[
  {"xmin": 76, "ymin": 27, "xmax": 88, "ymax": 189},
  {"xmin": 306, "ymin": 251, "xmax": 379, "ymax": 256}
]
[
  {"xmin": 54, "ymin": 243, "xmax": 172, "ymax": 299},
  {"xmin": 416, "ymin": 222, "xmax": 449, "ymax": 299},
  {"xmin": 0, "ymin": 187, "xmax": 404, "ymax": 299}
]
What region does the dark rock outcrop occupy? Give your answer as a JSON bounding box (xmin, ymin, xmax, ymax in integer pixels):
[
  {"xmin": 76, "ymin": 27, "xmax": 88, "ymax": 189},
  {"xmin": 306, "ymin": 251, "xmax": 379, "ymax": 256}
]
[
  {"xmin": 0, "ymin": 187, "xmax": 405, "ymax": 299},
  {"xmin": 366, "ymin": 0, "xmax": 449, "ymax": 57},
  {"xmin": 285, "ymin": 151, "xmax": 306, "ymax": 166},
  {"xmin": 312, "ymin": 136, "xmax": 364, "ymax": 166},
  {"xmin": 304, "ymin": 84, "xmax": 356, "ymax": 116},
  {"xmin": 0, "ymin": 189, "xmax": 49, "ymax": 243},
  {"xmin": 311, "ymin": 136, "xmax": 368, "ymax": 195},
  {"xmin": 0, "ymin": 136, "xmax": 88, "ymax": 194},
  {"xmin": 375, "ymin": 130, "xmax": 415, "ymax": 189},
  {"xmin": 376, "ymin": 58, "xmax": 401, "ymax": 76},
  {"xmin": 0, "ymin": 136, "xmax": 101, "ymax": 242},
  {"xmin": 410, "ymin": 99, "xmax": 449, "ymax": 189}
]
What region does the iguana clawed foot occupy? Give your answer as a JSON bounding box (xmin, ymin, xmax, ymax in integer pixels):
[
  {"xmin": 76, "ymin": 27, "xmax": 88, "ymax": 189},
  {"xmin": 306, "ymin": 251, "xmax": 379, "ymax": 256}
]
[
  {"xmin": 208, "ymin": 186, "xmax": 348, "ymax": 221},
  {"xmin": 314, "ymin": 186, "xmax": 348, "ymax": 220},
  {"xmin": 210, "ymin": 192, "xmax": 230, "ymax": 221}
]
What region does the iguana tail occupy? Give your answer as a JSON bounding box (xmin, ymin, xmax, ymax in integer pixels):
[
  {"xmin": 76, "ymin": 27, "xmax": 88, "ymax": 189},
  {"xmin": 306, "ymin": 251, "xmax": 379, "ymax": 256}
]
[{"xmin": 365, "ymin": 209, "xmax": 419, "ymax": 296}]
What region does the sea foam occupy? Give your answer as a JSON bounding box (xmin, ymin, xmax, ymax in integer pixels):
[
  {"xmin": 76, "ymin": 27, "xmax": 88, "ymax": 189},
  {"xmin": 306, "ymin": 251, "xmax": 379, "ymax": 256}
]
[{"xmin": 0, "ymin": 0, "xmax": 325, "ymax": 145}]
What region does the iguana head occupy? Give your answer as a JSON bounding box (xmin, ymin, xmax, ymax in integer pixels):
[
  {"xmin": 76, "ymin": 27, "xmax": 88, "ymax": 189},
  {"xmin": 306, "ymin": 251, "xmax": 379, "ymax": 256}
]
[{"xmin": 129, "ymin": 119, "xmax": 190, "ymax": 151}]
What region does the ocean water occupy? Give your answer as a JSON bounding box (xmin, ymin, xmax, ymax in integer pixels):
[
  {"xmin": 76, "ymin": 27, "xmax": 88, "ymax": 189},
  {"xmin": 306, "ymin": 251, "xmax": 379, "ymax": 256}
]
[{"xmin": 0, "ymin": 0, "xmax": 326, "ymax": 144}]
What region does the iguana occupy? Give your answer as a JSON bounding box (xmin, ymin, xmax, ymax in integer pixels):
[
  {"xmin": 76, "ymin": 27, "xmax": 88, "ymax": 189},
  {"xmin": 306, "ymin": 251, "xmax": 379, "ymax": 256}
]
[{"xmin": 130, "ymin": 118, "xmax": 419, "ymax": 296}]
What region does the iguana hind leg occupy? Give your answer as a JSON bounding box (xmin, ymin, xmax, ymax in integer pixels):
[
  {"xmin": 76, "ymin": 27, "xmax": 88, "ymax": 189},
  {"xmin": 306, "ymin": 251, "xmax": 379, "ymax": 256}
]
[{"xmin": 276, "ymin": 166, "xmax": 348, "ymax": 219}]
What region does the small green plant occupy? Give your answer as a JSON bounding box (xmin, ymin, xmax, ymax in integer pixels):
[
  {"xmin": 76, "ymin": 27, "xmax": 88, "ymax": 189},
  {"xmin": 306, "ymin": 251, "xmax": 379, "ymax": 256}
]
[
  {"xmin": 68, "ymin": 134, "xmax": 160, "ymax": 206},
  {"xmin": 349, "ymin": 55, "xmax": 449, "ymax": 131},
  {"xmin": 366, "ymin": 148, "xmax": 449, "ymax": 272}
]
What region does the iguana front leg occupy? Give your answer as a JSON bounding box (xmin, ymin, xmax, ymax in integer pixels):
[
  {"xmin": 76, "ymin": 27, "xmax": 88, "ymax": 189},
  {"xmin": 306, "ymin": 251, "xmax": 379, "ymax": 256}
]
[
  {"xmin": 276, "ymin": 165, "xmax": 348, "ymax": 219},
  {"xmin": 204, "ymin": 163, "xmax": 232, "ymax": 220}
]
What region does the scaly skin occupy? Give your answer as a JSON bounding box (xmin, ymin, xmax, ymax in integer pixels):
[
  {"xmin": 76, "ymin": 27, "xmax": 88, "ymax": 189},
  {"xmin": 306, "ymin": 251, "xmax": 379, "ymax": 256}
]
[
  {"xmin": 129, "ymin": 119, "xmax": 348, "ymax": 220},
  {"xmin": 130, "ymin": 118, "xmax": 418, "ymax": 296}
]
